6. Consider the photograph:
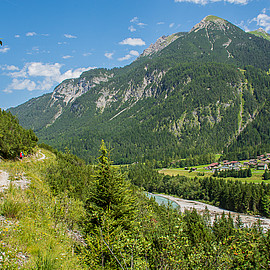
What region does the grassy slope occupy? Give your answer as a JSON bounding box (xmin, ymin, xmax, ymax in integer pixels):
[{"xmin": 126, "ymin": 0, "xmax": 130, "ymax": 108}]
[
  {"xmin": 249, "ymin": 30, "xmax": 270, "ymax": 41},
  {"xmin": 0, "ymin": 148, "xmax": 85, "ymax": 269},
  {"xmin": 160, "ymin": 163, "xmax": 265, "ymax": 183}
]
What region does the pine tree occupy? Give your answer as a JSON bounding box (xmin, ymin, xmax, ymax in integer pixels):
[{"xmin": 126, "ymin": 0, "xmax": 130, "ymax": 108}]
[{"xmin": 86, "ymin": 140, "xmax": 136, "ymax": 229}]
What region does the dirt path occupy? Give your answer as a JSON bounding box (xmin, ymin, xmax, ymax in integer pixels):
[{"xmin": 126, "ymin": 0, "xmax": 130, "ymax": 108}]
[
  {"xmin": 37, "ymin": 150, "xmax": 46, "ymax": 161},
  {"xmin": 0, "ymin": 150, "xmax": 46, "ymax": 192},
  {"xmin": 154, "ymin": 194, "xmax": 270, "ymax": 232}
]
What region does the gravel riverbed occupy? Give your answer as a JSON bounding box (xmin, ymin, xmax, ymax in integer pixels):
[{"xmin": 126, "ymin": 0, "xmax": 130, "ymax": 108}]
[{"xmin": 151, "ymin": 193, "xmax": 270, "ymax": 231}]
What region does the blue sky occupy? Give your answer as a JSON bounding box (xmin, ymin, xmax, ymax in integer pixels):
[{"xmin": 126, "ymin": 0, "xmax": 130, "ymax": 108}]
[{"xmin": 0, "ymin": 0, "xmax": 270, "ymax": 109}]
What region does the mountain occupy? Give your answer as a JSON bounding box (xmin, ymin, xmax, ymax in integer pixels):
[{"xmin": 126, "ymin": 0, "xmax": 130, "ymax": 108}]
[
  {"xmin": 9, "ymin": 15, "xmax": 270, "ymax": 164},
  {"xmin": 249, "ymin": 28, "xmax": 270, "ymax": 41}
]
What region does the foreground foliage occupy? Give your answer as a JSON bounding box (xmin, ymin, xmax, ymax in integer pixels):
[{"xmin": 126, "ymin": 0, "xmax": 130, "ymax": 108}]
[
  {"xmin": 0, "ymin": 149, "xmax": 85, "ymax": 269},
  {"xmin": 43, "ymin": 144, "xmax": 270, "ymax": 269},
  {"xmin": 1, "ymin": 144, "xmax": 270, "ymax": 269}
]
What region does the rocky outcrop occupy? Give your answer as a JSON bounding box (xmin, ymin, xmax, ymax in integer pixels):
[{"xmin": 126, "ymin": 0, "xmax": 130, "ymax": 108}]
[
  {"xmin": 49, "ymin": 72, "xmax": 113, "ymax": 107},
  {"xmin": 141, "ymin": 34, "xmax": 182, "ymax": 57},
  {"xmin": 190, "ymin": 15, "xmax": 229, "ymax": 33}
]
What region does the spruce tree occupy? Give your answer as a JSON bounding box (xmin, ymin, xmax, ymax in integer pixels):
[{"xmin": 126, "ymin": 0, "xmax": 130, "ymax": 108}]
[{"xmin": 86, "ymin": 140, "xmax": 135, "ymax": 229}]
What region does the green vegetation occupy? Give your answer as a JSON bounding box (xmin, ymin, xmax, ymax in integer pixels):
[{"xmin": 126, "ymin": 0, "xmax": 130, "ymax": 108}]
[
  {"xmin": 213, "ymin": 168, "xmax": 252, "ymax": 178},
  {"xmin": 222, "ymin": 66, "xmax": 270, "ymax": 161},
  {"xmin": 263, "ymin": 170, "xmax": 270, "ymax": 180},
  {"xmin": 3, "ymin": 17, "xmax": 270, "ymax": 268},
  {"xmin": 1, "ymin": 134, "xmax": 270, "ymax": 268},
  {"xmin": 10, "ymin": 17, "xmax": 270, "ymax": 165},
  {"xmin": 249, "ymin": 29, "xmax": 270, "ymax": 41},
  {"xmin": 128, "ymin": 161, "xmax": 270, "ymax": 217},
  {"xmin": 204, "ymin": 15, "xmax": 224, "ymax": 21},
  {"xmin": 0, "ymin": 149, "xmax": 85, "ymax": 269},
  {"xmin": 12, "ymin": 63, "xmax": 270, "ymax": 165},
  {"xmin": 0, "ymin": 109, "xmax": 38, "ymax": 159}
]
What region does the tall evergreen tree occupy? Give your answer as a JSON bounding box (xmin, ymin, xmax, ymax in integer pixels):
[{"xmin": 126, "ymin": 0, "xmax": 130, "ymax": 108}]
[{"xmin": 85, "ymin": 140, "xmax": 135, "ymax": 230}]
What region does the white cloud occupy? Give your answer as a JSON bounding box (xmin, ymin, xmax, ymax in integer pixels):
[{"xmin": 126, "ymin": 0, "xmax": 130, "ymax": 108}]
[
  {"xmin": 128, "ymin": 25, "xmax": 136, "ymax": 32},
  {"xmin": 62, "ymin": 55, "xmax": 73, "ymax": 59},
  {"xmin": 130, "ymin": 17, "xmax": 139, "ymax": 23},
  {"xmin": 226, "ymin": 0, "xmax": 249, "ymax": 4},
  {"xmin": 174, "ymin": 0, "xmax": 249, "ymax": 4},
  {"xmin": 157, "ymin": 22, "xmax": 165, "ymax": 25},
  {"xmin": 0, "ymin": 46, "xmax": 10, "ymax": 53},
  {"xmin": 32, "ymin": 46, "xmax": 39, "ymax": 52},
  {"xmin": 9, "ymin": 68, "xmax": 27, "ymax": 78},
  {"xmin": 105, "ymin": 52, "xmax": 114, "ymax": 59},
  {"xmin": 26, "ymin": 32, "xmax": 37, "ymax": 37},
  {"xmin": 129, "ymin": 50, "xmax": 139, "ymax": 56},
  {"xmin": 119, "ymin": 38, "xmax": 146, "ymax": 46},
  {"xmin": 137, "ymin": 22, "xmax": 147, "ymax": 27},
  {"xmin": 14, "ymin": 34, "xmax": 20, "ymax": 38},
  {"xmin": 238, "ymin": 20, "xmax": 250, "ymax": 32},
  {"xmin": 27, "ymin": 62, "xmax": 62, "ymax": 78},
  {"xmin": 130, "ymin": 16, "xmax": 147, "ymax": 27},
  {"xmin": 3, "ymin": 62, "xmax": 95, "ymax": 93},
  {"xmin": 169, "ymin": 23, "xmax": 175, "ymax": 28},
  {"xmin": 58, "ymin": 67, "xmax": 94, "ymax": 83},
  {"xmin": 4, "ymin": 79, "xmax": 36, "ymax": 92},
  {"xmin": 64, "ymin": 34, "xmax": 77, "ymax": 39},
  {"xmin": 252, "ymin": 11, "xmax": 270, "ymax": 32},
  {"xmin": 118, "ymin": 54, "xmax": 132, "ymax": 61},
  {"xmin": 118, "ymin": 50, "xmax": 140, "ymax": 61},
  {"xmin": 1, "ymin": 65, "xmax": 19, "ymax": 71},
  {"xmin": 83, "ymin": 52, "xmax": 92, "ymax": 56}
]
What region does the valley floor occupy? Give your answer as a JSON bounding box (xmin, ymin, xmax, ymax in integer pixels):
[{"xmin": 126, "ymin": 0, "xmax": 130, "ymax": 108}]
[{"xmin": 151, "ymin": 193, "xmax": 270, "ymax": 232}]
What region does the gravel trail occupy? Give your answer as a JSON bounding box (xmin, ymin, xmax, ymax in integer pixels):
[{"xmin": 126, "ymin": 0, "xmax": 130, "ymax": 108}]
[
  {"xmin": 0, "ymin": 170, "xmax": 10, "ymax": 192},
  {"xmin": 0, "ymin": 150, "xmax": 46, "ymax": 191}
]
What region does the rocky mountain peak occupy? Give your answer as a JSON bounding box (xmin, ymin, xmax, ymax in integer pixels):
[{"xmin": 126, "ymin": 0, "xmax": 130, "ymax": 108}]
[
  {"xmin": 140, "ymin": 33, "xmax": 182, "ymax": 57},
  {"xmin": 190, "ymin": 15, "xmax": 229, "ymax": 33},
  {"xmin": 249, "ymin": 28, "xmax": 270, "ymax": 41},
  {"xmin": 257, "ymin": 27, "xmax": 267, "ymax": 34}
]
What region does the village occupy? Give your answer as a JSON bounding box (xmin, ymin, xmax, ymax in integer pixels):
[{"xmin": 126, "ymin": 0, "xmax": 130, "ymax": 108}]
[{"xmin": 163, "ymin": 153, "xmax": 270, "ymax": 182}]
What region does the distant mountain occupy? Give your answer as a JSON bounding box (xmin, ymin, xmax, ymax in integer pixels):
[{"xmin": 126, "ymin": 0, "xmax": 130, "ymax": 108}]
[
  {"xmin": 249, "ymin": 28, "xmax": 270, "ymax": 41},
  {"xmin": 9, "ymin": 15, "xmax": 270, "ymax": 164}
]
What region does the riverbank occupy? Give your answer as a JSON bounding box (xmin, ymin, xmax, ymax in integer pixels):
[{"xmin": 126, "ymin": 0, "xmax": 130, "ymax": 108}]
[{"xmin": 151, "ymin": 193, "xmax": 270, "ymax": 231}]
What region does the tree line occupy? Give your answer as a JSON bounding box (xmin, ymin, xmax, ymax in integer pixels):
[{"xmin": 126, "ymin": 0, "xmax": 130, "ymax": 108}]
[
  {"xmin": 128, "ymin": 162, "xmax": 270, "ymax": 217},
  {"xmin": 0, "ymin": 109, "xmax": 38, "ymax": 159}
]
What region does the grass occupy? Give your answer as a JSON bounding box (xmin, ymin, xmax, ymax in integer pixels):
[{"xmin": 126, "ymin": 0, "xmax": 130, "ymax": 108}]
[
  {"xmin": 159, "ymin": 166, "xmax": 266, "ymax": 183},
  {"xmin": 0, "ymin": 147, "xmax": 86, "ymax": 269}
]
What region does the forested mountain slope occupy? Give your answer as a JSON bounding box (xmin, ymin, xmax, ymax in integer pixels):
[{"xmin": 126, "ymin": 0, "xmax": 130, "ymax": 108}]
[
  {"xmin": 9, "ymin": 15, "xmax": 270, "ymax": 163},
  {"xmin": 0, "ymin": 109, "xmax": 38, "ymax": 159}
]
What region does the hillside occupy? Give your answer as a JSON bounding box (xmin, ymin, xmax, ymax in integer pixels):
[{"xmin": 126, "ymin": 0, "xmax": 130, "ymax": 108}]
[
  {"xmin": 9, "ymin": 15, "xmax": 270, "ymax": 164},
  {"xmin": 249, "ymin": 28, "xmax": 270, "ymax": 41},
  {"xmin": 0, "ymin": 109, "xmax": 38, "ymax": 159},
  {"xmin": 1, "ymin": 120, "xmax": 270, "ymax": 268}
]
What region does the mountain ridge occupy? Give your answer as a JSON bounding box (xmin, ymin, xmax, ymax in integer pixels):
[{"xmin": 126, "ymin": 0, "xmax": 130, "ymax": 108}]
[{"xmin": 9, "ymin": 15, "xmax": 270, "ymax": 163}]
